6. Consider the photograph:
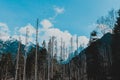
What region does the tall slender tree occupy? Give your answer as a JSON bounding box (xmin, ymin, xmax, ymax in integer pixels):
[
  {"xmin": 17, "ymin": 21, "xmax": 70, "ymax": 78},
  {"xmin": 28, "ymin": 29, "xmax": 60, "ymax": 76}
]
[
  {"xmin": 35, "ymin": 19, "xmax": 39, "ymax": 80},
  {"xmin": 47, "ymin": 38, "xmax": 52, "ymax": 80},
  {"xmin": 76, "ymin": 36, "xmax": 79, "ymax": 55},
  {"xmin": 23, "ymin": 27, "xmax": 29, "ymax": 80},
  {"xmin": 70, "ymin": 37, "xmax": 73, "ymax": 53},
  {"xmin": 63, "ymin": 41, "xmax": 66, "ymax": 79},
  {"xmin": 76, "ymin": 35, "xmax": 79, "ymax": 80},
  {"xmin": 15, "ymin": 37, "xmax": 21, "ymax": 80},
  {"xmin": 54, "ymin": 39, "xmax": 58, "ymax": 59},
  {"xmin": 51, "ymin": 36, "xmax": 55, "ymax": 79},
  {"xmin": 60, "ymin": 38, "xmax": 63, "ymax": 61},
  {"xmin": 68, "ymin": 47, "xmax": 71, "ymax": 80}
]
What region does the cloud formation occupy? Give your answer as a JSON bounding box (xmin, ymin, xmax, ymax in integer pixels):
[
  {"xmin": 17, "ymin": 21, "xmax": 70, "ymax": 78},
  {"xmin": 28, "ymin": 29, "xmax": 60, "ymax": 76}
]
[
  {"xmin": 12, "ymin": 24, "xmax": 36, "ymax": 44},
  {"xmin": 54, "ymin": 6, "xmax": 65, "ymax": 14},
  {"xmin": 0, "ymin": 22, "xmax": 10, "ymax": 41},
  {"xmin": 40, "ymin": 19, "xmax": 53, "ymax": 29},
  {"xmin": 0, "ymin": 20, "xmax": 89, "ymax": 59},
  {"xmin": 19, "ymin": 24, "xmax": 36, "ymax": 36},
  {"xmin": 0, "ymin": 6, "xmax": 89, "ymax": 59},
  {"xmin": 39, "ymin": 19, "xmax": 89, "ymax": 54},
  {"xmin": 49, "ymin": 6, "xmax": 65, "ymax": 20}
]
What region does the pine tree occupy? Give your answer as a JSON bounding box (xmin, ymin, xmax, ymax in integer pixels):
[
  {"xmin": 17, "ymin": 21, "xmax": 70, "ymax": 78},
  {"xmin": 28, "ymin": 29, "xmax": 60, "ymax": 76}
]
[
  {"xmin": 0, "ymin": 53, "xmax": 14, "ymax": 80},
  {"xmin": 42, "ymin": 40, "xmax": 46, "ymax": 48},
  {"xmin": 114, "ymin": 10, "xmax": 120, "ymax": 34},
  {"xmin": 89, "ymin": 30, "xmax": 98, "ymax": 44},
  {"xmin": 112, "ymin": 9, "xmax": 120, "ymax": 80}
]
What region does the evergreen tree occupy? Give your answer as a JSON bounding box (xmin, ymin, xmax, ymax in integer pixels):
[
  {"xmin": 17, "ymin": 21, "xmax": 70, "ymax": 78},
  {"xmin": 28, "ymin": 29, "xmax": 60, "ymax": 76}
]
[
  {"xmin": 89, "ymin": 30, "xmax": 98, "ymax": 45},
  {"xmin": 112, "ymin": 9, "xmax": 120, "ymax": 80},
  {"xmin": 114, "ymin": 10, "xmax": 120, "ymax": 34},
  {"xmin": 42, "ymin": 40, "xmax": 46, "ymax": 48},
  {"xmin": 0, "ymin": 53, "xmax": 14, "ymax": 80}
]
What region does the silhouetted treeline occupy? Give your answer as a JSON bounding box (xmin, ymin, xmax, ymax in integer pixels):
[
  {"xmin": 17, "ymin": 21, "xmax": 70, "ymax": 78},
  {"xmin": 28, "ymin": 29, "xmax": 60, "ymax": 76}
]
[{"xmin": 66, "ymin": 10, "xmax": 120, "ymax": 80}]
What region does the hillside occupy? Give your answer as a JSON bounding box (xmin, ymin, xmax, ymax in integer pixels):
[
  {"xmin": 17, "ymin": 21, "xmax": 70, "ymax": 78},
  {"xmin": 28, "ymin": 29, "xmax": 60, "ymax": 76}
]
[{"xmin": 67, "ymin": 32, "xmax": 120, "ymax": 80}]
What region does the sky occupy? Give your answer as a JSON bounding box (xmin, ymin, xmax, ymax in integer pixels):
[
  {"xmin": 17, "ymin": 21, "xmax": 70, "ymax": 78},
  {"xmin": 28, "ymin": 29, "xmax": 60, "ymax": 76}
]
[{"xmin": 0, "ymin": 0, "xmax": 120, "ymax": 55}]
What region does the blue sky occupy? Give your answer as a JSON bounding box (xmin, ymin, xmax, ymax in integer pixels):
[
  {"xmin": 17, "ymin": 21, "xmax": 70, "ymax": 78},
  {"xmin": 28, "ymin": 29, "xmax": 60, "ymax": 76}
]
[
  {"xmin": 0, "ymin": 0, "xmax": 120, "ymax": 37},
  {"xmin": 0, "ymin": 0, "xmax": 120, "ymax": 58}
]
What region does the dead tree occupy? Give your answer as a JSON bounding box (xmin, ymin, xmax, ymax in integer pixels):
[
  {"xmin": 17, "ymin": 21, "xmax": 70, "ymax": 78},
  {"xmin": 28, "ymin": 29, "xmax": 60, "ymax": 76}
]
[
  {"xmin": 47, "ymin": 38, "xmax": 52, "ymax": 80},
  {"xmin": 68, "ymin": 47, "xmax": 71, "ymax": 80},
  {"xmin": 62, "ymin": 41, "xmax": 66, "ymax": 79},
  {"xmin": 54, "ymin": 39, "xmax": 58, "ymax": 59},
  {"xmin": 76, "ymin": 35, "xmax": 80, "ymax": 80},
  {"xmin": 60, "ymin": 38, "xmax": 63, "ymax": 79},
  {"xmin": 23, "ymin": 28, "xmax": 29, "ymax": 80},
  {"xmin": 70, "ymin": 37, "xmax": 73, "ymax": 53},
  {"xmin": 15, "ymin": 37, "xmax": 21, "ymax": 80},
  {"xmin": 35, "ymin": 19, "xmax": 39, "ymax": 80},
  {"xmin": 68, "ymin": 37, "xmax": 73, "ymax": 80},
  {"xmin": 51, "ymin": 36, "xmax": 55, "ymax": 79}
]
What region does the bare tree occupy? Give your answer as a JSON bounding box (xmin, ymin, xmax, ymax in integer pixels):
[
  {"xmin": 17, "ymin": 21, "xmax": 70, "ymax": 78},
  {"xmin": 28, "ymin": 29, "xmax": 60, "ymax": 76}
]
[
  {"xmin": 60, "ymin": 38, "xmax": 63, "ymax": 61},
  {"xmin": 54, "ymin": 39, "xmax": 58, "ymax": 59},
  {"xmin": 76, "ymin": 35, "xmax": 79, "ymax": 80},
  {"xmin": 23, "ymin": 27, "xmax": 29, "ymax": 80},
  {"xmin": 15, "ymin": 37, "xmax": 21, "ymax": 80},
  {"xmin": 63, "ymin": 41, "xmax": 66, "ymax": 79},
  {"xmin": 96, "ymin": 9, "xmax": 118, "ymax": 34},
  {"xmin": 35, "ymin": 19, "xmax": 39, "ymax": 80},
  {"xmin": 76, "ymin": 36, "xmax": 78, "ymax": 55},
  {"xmin": 47, "ymin": 38, "xmax": 52, "ymax": 80},
  {"xmin": 51, "ymin": 36, "xmax": 55, "ymax": 79},
  {"xmin": 68, "ymin": 47, "xmax": 71, "ymax": 80},
  {"xmin": 70, "ymin": 37, "xmax": 73, "ymax": 53}
]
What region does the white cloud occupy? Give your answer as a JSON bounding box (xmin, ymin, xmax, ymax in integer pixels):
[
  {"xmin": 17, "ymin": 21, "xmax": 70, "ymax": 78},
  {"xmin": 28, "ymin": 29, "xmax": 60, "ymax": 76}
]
[
  {"xmin": 0, "ymin": 5, "xmax": 89, "ymax": 60},
  {"xmin": 40, "ymin": 19, "xmax": 53, "ymax": 29},
  {"xmin": 0, "ymin": 20, "xmax": 89, "ymax": 60},
  {"xmin": 49, "ymin": 6, "xmax": 65, "ymax": 20},
  {"xmin": 19, "ymin": 24, "xmax": 36, "ymax": 36},
  {"xmin": 40, "ymin": 28, "xmax": 72, "ymax": 46},
  {"xmin": 78, "ymin": 36, "xmax": 89, "ymax": 47},
  {"xmin": 54, "ymin": 6, "xmax": 65, "ymax": 14},
  {"xmin": 39, "ymin": 19, "xmax": 89, "ymax": 58},
  {"xmin": 12, "ymin": 24, "xmax": 36, "ymax": 44},
  {"xmin": 0, "ymin": 22, "xmax": 10, "ymax": 41},
  {"xmin": 0, "ymin": 23, "xmax": 9, "ymax": 32},
  {"xmin": 12, "ymin": 34, "xmax": 34, "ymax": 44}
]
